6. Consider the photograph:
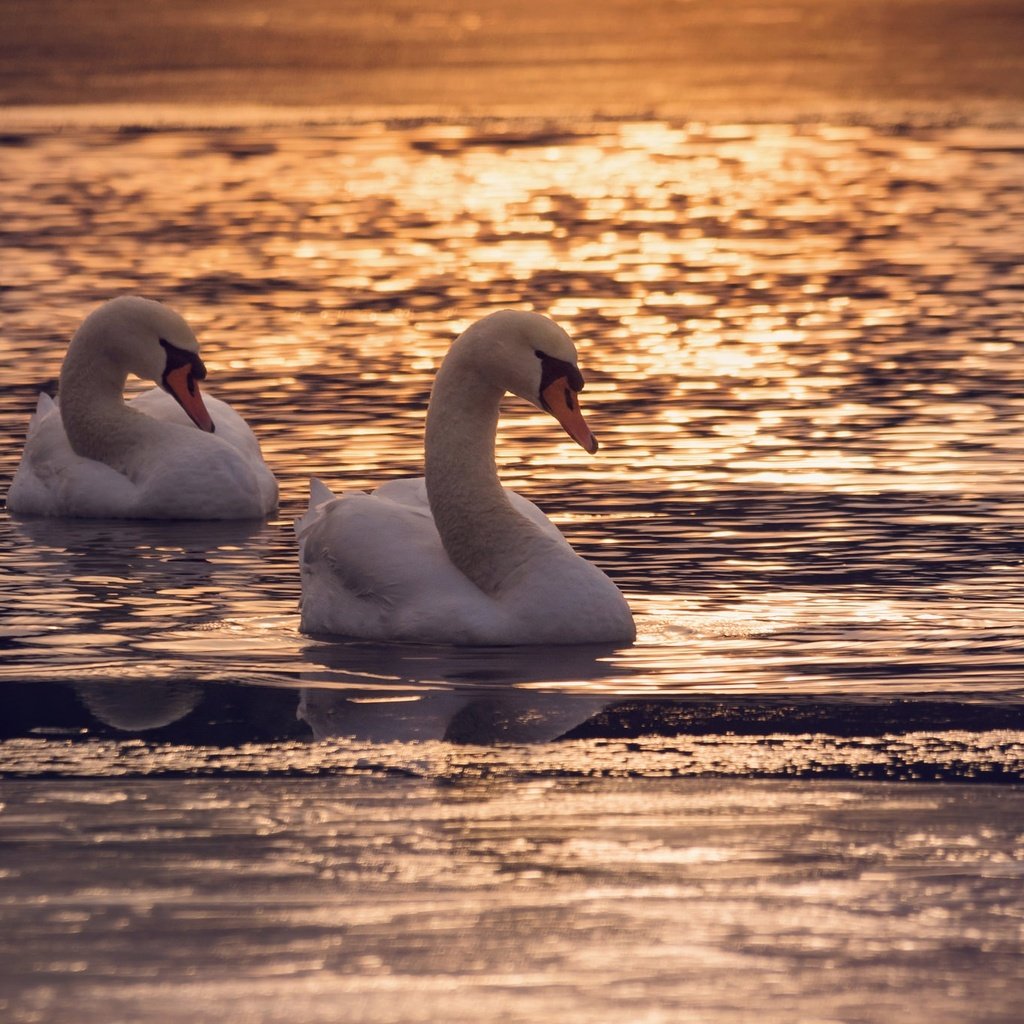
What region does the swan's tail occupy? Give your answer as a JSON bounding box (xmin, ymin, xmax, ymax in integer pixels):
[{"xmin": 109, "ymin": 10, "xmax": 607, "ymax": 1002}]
[
  {"xmin": 294, "ymin": 479, "xmax": 329, "ymax": 540},
  {"xmin": 26, "ymin": 392, "xmax": 57, "ymax": 437},
  {"xmin": 308, "ymin": 477, "xmax": 335, "ymax": 508},
  {"xmin": 294, "ymin": 477, "xmax": 337, "ymax": 542}
]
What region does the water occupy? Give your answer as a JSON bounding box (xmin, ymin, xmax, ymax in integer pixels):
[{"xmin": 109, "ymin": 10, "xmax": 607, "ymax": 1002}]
[
  {"xmin": 2, "ymin": 120, "xmax": 1024, "ymax": 709},
  {"xmin": 2, "ymin": 777, "xmax": 1023, "ymax": 1024},
  {"xmin": 2, "ymin": 117, "xmax": 1024, "ymax": 1021}
]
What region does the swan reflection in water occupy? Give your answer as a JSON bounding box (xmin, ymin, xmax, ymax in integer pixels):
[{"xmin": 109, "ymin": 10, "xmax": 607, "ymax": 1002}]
[
  {"xmin": 4, "ymin": 516, "xmax": 288, "ymax": 734},
  {"xmin": 297, "ymin": 641, "xmax": 620, "ymax": 744},
  {"xmin": 7, "ymin": 514, "xmax": 626, "ymax": 746},
  {"xmin": 5, "ymin": 515, "xmax": 279, "ymax": 660},
  {"xmin": 74, "ymin": 678, "xmax": 204, "ymax": 732},
  {"xmin": 20, "ymin": 623, "xmax": 622, "ymax": 746}
]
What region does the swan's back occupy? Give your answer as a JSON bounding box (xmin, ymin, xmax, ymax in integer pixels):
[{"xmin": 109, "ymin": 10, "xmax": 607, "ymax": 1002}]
[
  {"xmin": 296, "ymin": 479, "xmax": 633, "ymax": 645},
  {"xmin": 7, "ymin": 394, "xmax": 138, "ymax": 516},
  {"xmin": 8, "ymin": 389, "xmax": 277, "ymax": 520},
  {"xmin": 298, "ymin": 483, "xmax": 508, "ymax": 642}
]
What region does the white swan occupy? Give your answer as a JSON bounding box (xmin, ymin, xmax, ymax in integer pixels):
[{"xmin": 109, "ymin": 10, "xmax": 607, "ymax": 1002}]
[
  {"xmin": 296, "ymin": 310, "xmax": 635, "ymax": 645},
  {"xmin": 5, "ymin": 296, "xmax": 278, "ymax": 520}
]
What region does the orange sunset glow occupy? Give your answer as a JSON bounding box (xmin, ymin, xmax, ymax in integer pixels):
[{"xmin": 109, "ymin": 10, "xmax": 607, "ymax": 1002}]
[{"xmin": 1, "ymin": 3, "xmax": 1023, "ymax": 1024}]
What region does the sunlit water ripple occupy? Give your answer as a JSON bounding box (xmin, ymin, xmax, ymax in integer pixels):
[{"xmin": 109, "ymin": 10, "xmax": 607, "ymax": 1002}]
[
  {"xmin": 2, "ymin": 112, "xmax": 1024, "ymax": 1024},
  {"xmin": 1, "ymin": 119, "xmax": 1023, "ymax": 760}
]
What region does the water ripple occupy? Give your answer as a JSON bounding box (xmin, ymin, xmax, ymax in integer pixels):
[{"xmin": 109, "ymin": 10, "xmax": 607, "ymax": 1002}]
[{"xmin": 1, "ymin": 120, "xmax": 1022, "ymax": 713}]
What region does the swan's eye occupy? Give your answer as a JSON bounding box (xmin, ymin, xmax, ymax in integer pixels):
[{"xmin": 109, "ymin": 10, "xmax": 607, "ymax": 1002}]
[
  {"xmin": 537, "ymin": 350, "xmax": 585, "ymax": 394},
  {"xmin": 160, "ymin": 338, "xmax": 208, "ymax": 381}
]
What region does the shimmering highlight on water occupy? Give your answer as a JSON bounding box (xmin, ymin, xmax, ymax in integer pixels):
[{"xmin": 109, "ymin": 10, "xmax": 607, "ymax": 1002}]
[
  {"xmin": 2, "ymin": 777, "xmax": 1022, "ymax": 1024},
  {"xmin": 1, "ymin": 114, "xmax": 1024, "ymax": 1024},
  {"xmin": 2, "ymin": 120, "xmax": 1023, "ymax": 704}
]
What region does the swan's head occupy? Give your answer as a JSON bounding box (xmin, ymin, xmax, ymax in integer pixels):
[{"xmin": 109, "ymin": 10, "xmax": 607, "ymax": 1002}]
[
  {"xmin": 463, "ymin": 310, "xmax": 598, "ymax": 454},
  {"xmin": 72, "ymin": 296, "xmax": 215, "ymax": 433}
]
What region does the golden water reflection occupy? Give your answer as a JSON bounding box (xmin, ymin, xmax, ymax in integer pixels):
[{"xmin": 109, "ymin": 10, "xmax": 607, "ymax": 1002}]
[
  {"xmin": 3, "ymin": 776, "xmax": 1022, "ymax": 1022},
  {"xmin": 0, "ymin": 120, "xmax": 1022, "ymax": 700}
]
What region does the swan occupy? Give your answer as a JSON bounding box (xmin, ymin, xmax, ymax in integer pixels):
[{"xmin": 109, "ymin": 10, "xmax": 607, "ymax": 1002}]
[
  {"xmin": 5, "ymin": 296, "xmax": 278, "ymax": 520},
  {"xmin": 296, "ymin": 310, "xmax": 635, "ymax": 645}
]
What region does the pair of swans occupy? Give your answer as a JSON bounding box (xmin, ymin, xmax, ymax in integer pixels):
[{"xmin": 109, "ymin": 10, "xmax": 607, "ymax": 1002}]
[{"xmin": 6, "ymin": 296, "xmax": 635, "ymax": 645}]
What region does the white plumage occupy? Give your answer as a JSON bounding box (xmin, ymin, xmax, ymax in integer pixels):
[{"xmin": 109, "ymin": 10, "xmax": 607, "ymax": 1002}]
[
  {"xmin": 6, "ymin": 296, "xmax": 277, "ymax": 520},
  {"xmin": 297, "ymin": 310, "xmax": 634, "ymax": 646}
]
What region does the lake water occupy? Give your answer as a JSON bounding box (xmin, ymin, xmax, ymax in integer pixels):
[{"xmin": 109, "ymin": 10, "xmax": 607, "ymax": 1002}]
[
  {"xmin": 3, "ymin": 119, "xmax": 1024, "ymax": 711},
  {"xmin": 1, "ymin": 116, "xmax": 1023, "ymax": 1022}
]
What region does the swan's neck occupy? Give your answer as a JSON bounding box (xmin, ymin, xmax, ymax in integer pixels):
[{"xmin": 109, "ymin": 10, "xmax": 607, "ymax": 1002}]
[
  {"xmin": 59, "ymin": 345, "xmax": 154, "ymax": 468},
  {"xmin": 425, "ymin": 359, "xmax": 545, "ymax": 594}
]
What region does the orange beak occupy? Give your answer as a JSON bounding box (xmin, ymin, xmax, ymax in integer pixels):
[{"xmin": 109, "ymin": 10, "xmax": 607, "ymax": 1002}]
[
  {"xmin": 541, "ymin": 377, "xmax": 598, "ymax": 454},
  {"xmin": 163, "ymin": 362, "xmax": 215, "ymax": 433}
]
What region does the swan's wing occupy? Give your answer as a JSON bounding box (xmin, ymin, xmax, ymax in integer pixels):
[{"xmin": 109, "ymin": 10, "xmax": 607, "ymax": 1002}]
[
  {"xmin": 295, "ymin": 477, "xmax": 349, "ymax": 538},
  {"xmin": 28, "ymin": 391, "xmax": 56, "ymax": 427},
  {"xmin": 504, "ymin": 489, "xmax": 566, "ymax": 541},
  {"xmin": 296, "ymin": 484, "xmax": 505, "ymax": 642},
  {"xmin": 127, "ymin": 386, "xmax": 199, "ymax": 424},
  {"xmin": 6, "ymin": 394, "xmax": 139, "ymax": 516},
  {"xmin": 297, "ymin": 488, "xmax": 453, "ymax": 604},
  {"xmin": 129, "ymin": 388, "xmax": 269, "ymax": 460},
  {"xmin": 373, "ymin": 477, "xmax": 432, "ymax": 511},
  {"xmin": 128, "ymin": 388, "xmax": 278, "ymax": 517},
  {"xmin": 373, "ymin": 476, "xmax": 565, "ymax": 542},
  {"xmin": 10, "ymin": 389, "xmax": 276, "ymax": 520}
]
